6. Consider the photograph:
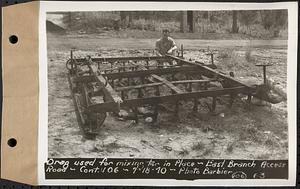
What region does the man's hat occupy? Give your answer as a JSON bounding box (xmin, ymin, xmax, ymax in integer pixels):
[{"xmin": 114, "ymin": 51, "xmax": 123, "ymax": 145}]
[{"xmin": 162, "ymin": 29, "xmax": 170, "ymax": 33}]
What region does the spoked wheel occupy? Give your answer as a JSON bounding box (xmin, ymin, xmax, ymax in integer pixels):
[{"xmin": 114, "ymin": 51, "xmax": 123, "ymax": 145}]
[
  {"xmin": 66, "ymin": 59, "xmax": 74, "ymax": 71},
  {"xmin": 83, "ymin": 112, "xmax": 107, "ymax": 139},
  {"xmin": 66, "ymin": 59, "xmax": 79, "ymax": 74},
  {"xmin": 74, "ymin": 86, "xmax": 107, "ymax": 139},
  {"xmin": 82, "ymin": 106, "xmax": 108, "ymax": 137}
]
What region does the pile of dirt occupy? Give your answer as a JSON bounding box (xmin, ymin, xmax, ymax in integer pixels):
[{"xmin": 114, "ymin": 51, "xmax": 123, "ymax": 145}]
[{"xmin": 46, "ymin": 20, "xmax": 66, "ymax": 34}]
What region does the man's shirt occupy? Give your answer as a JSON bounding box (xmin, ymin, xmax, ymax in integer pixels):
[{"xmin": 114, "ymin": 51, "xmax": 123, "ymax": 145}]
[{"xmin": 155, "ymin": 37, "xmax": 176, "ymax": 55}]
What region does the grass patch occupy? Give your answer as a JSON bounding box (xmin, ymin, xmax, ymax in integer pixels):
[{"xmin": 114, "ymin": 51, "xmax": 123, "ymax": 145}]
[
  {"xmin": 191, "ymin": 141, "xmax": 205, "ymax": 151},
  {"xmin": 178, "ymin": 147, "xmax": 189, "ymax": 156}
]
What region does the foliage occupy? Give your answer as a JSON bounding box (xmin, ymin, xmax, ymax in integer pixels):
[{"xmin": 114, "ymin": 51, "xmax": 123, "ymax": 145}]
[
  {"xmin": 245, "ymin": 47, "xmax": 255, "ymax": 63},
  {"xmin": 260, "ymin": 10, "xmax": 288, "ymax": 30},
  {"xmin": 130, "ymin": 19, "xmax": 179, "ymax": 32},
  {"xmin": 130, "ymin": 11, "xmax": 181, "ymax": 22},
  {"xmin": 239, "ymin": 11, "xmax": 259, "ymax": 27},
  {"xmin": 58, "ymin": 10, "xmax": 288, "ymax": 38}
]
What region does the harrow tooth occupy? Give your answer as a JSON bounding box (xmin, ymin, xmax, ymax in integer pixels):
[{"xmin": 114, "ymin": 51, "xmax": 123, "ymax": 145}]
[
  {"xmin": 229, "ymin": 94, "xmax": 236, "ymax": 108},
  {"xmin": 121, "ymin": 91, "xmax": 125, "ymax": 100},
  {"xmin": 131, "ymin": 108, "xmax": 139, "ymax": 124},
  {"xmin": 212, "ymin": 97, "xmax": 217, "ymax": 112},
  {"xmin": 111, "ymin": 79, "xmax": 115, "ymax": 88},
  {"xmin": 174, "ymin": 101, "xmax": 180, "ymax": 120},
  {"xmin": 155, "ymin": 86, "xmax": 160, "ymax": 96},
  {"xmin": 247, "ymin": 94, "xmax": 252, "ymax": 103},
  {"xmin": 193, "ymin": 98, "xmax": 198, "ymax": 112},
  {"xmin": 137, "ymin": 88, "xmax": 144, "ymax": 98},
  {"xmin": 187, "ymin": 83, "xmax": 192, "ymax": 92},
  {"xmin": 247, "ymin": 94, "xmax": 252, "ymax": 110},
  {"xmin": 172, "ymin": 74, "xmax": 176, "ymax": 81},
  {"xmin": 122, "ymin": 62, "xmax": 126, "ymax": 71},
  {"xmin": 127, "ymin": 78, "xmax": 130, "ymax": 86},
  {"xmin": 152, "ymin": 106, "xmax": 159, "ymax": 123}
]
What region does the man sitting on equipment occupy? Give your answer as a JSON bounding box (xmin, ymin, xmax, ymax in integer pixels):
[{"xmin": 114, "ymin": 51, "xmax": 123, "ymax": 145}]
[{"xmin": 155, "ymin": 29, "xmax": 178, "ymax": 56}]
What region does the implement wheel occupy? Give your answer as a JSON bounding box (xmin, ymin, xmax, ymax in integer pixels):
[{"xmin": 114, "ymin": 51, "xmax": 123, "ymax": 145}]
[
  {"xmin": 66, "ymin": 59, "xmax": 79, "ymax": 74},
  {"xmin": 83, "ymin": 112, "xmax": 107, "ymax": 139}
]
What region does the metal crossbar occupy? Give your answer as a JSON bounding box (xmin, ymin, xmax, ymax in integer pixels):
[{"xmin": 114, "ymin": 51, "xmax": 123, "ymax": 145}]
[
  {"xmin": 87, "ymin": 86, "xmax": 248, "ymax": 113},
  {"xmin": 115, "ymin": 79, "xmax": 211, "ymax": 91}
]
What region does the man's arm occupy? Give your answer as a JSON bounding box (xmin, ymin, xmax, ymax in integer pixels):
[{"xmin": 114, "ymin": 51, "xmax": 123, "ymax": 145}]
[
  {"xmin": 167, "ymin": 38, "xmax": 178, "ymax": 54},
  {"xmin": 167, "ymin": 46, "xmax": 178, "ymax": 54}
]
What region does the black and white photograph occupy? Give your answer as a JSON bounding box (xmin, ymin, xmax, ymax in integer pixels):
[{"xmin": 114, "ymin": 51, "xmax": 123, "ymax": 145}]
[
  {"xmin": 47, "ymin": 9, "xmax": 289, "ymax": 159},
  {"xmin": 39, "ymin": 1, "xmax": 297, "ymax": 185}
]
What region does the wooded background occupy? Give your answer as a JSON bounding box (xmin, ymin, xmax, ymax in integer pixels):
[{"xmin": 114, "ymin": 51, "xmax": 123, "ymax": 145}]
[{"xmin": 48, "ymin": 10, "xmax": 288, "ymax": 38}]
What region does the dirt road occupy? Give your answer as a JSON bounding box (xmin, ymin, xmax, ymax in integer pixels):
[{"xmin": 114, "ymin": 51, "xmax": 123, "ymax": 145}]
[
  {"xmin": 47, "ymin": 33, "xmax": 288, "ymax": 159},
  {"xmin": 48, "ymin": 33, "xmax": 287, "ymax": 51}
]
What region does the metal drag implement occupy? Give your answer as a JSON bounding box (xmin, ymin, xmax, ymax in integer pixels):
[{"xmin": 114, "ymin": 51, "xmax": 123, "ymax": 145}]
[{"xmin": 66, "ymin": 49, "xmax": 279, "ymax": 138}]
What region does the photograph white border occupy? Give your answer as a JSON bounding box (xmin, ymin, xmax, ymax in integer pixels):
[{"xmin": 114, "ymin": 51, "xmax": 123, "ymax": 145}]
[{"xmin": 38, "ymin": 1, "xmax": 298, "ymax": 186}]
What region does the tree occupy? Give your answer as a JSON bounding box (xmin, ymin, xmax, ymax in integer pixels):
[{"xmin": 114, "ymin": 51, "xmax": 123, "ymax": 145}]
[
  {"xmin": 231, "ymin": 10, "xmax": 239, "ymax": 33},
  {"xmin": 259, "ymin": 10, "xmax": 273, "ymax": 30},
  {"xmin": 239, "ymin": 11, "xmax": 258, "ymax": 35},
  {"xmin": 120, "ymin": 11, "xmax": 127, "ymax": 22},
  {"xmin": 274, "ymin": 10, "xmax": 288, "ymax": 29},
  {"xmin": 180, "ymin": 11, "xmax": 188, "ymax": 33},
  {"xmin": 62, "ymin": 12, "xmax": 74, "ymax": 29}
]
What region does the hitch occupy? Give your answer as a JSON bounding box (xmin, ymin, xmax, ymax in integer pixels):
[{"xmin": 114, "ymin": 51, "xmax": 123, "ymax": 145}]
[
  {"xmin": 255, "ymin": 63, "xmax": 273, "ymax": 85},
  {"xmin": 253, "ymin": 63, "xmax": 284, "ymax": 104}
]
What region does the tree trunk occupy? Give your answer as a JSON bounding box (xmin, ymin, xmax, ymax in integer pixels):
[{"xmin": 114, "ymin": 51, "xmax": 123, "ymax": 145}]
[
  {"xmin": 187, "ymin": 11, "xmax": 194, "ymax": 33},
  {"xmin": 120, "ymin": 12, "xmax": 130, "ymax": 28},
  {"xmin": 68, "ymin": 12, "xmax": 72, "ymax": 29},
  {"xmin": 180, "ymin": 11, "xmax": 188, "ymax": 33},
  {"xmin": 120, "ymin": 11, "xmax": 126, "ymax": 21},
  {"xmin": 232, "ymin": 11, "xmax": 238, "ymax": 33},
  {"xmin": 128, "ymin": 12, "xmax": 133, "ymax": 27}
]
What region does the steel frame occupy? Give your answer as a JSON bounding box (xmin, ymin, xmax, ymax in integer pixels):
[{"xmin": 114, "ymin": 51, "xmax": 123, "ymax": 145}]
[{"xmin": 66, "ymin": 50, "xmax": 255, "ymax": 137}]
